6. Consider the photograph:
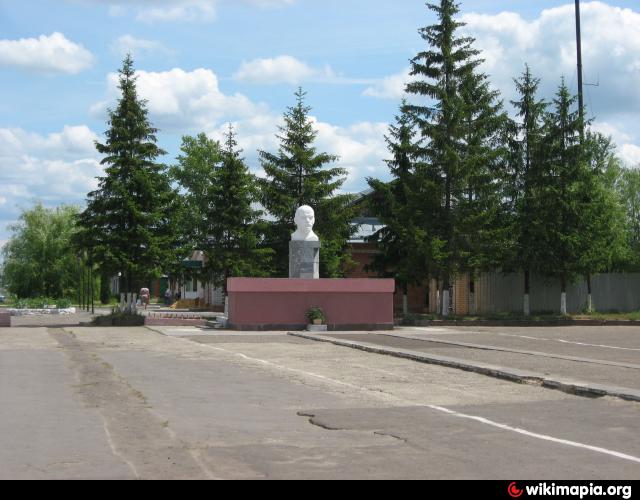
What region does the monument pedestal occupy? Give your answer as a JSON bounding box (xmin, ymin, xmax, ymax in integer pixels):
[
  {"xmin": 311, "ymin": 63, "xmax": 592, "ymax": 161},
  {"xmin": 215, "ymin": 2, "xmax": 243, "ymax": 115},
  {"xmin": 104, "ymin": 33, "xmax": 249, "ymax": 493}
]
[
  {"xmin": 227, "ymin": 278, "xmax": 395, "ymax": 331},
  {"xmin": 289, "ymin": 241, "xmax": 320, "ymax": 279}
]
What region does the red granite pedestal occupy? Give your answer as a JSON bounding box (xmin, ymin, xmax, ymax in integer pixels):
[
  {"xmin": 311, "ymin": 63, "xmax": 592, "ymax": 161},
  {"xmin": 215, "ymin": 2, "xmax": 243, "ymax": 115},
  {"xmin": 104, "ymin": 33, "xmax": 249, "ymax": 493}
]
[{"xmin": 227, "ymin": 278, "xmax": 395, "ymax": 331}]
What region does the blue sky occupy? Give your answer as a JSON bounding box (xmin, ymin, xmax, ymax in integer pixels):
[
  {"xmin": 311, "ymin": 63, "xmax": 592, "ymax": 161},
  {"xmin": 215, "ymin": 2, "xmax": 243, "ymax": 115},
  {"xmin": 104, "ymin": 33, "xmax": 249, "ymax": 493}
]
[{"xmin": 1, "ymin": 0, "xmax": 640, "ymax": 247}]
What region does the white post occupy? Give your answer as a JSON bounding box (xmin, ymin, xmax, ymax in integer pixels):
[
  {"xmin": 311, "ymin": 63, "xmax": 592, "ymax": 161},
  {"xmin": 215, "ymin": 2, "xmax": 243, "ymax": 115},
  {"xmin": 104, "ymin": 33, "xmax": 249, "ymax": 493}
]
[
  {"xmin": 442, "ymin": 290, "xmax": 450, "ymax": 318},
  {"xmin": 524, "ymin": 294, "xmax": 531, "ymax": 317},
  {"xmin": 403, "ymin": 294, "xmax": 409, "ymax": 317},
  {"xmin": 561, "ymin": 292, "xmax": 567, "ymax": 316},
  {"xmin": 587, "ymin": 294, "xmax": 593, "ymax": 313},
  {"xmin": 436, "ymin": 290, "xmax": 441, "ymax": 315}
]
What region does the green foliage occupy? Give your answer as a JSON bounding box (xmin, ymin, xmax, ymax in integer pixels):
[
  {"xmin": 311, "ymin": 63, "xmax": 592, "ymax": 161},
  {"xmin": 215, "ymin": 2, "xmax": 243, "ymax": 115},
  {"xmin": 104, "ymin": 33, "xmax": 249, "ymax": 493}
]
[
  {"xmin": 523, "ymin": 80, "xmax": 614, "ymax": 291},
  {"xmin": 1, "ymin": 203, "xmax": 80, "ymax": 299},
  {"xmin": 205, "ymin": 125, "xmax": 273, "ymax": 291},
  {"xmin": 172, "ymin": 127, "xmax": 273, "ymax": 293},
  {"xmin": 403, "ymin": 0, "xmax": 510, "ymax": 299},
  {"xmin": 258, "ymin": 88, "xmax": 357, "ymax": 277},
  {"xmin": 367, "ymin": 101, "xmax": 440, "ymax": 290},
  {"xmin": 77, "ymin": 54, "xmax": 179, "ymax": 294},
  {"xmin": 12, "ymin": 297, "xmax": 72, "ymax": 309},
  {"xmin": 616, "ymin": 166, "xmax": 640, "ymax": 269},
  {"xmin": 305, "ymin": 306, "xmax": 326, "ymax": 323}
]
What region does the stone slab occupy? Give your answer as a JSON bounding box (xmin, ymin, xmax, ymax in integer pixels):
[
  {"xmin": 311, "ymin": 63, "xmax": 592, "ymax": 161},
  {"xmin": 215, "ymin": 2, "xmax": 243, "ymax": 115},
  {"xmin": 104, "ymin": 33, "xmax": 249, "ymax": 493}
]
[{"xmin": 289, "ymin": 240, "xmax": 320, "ymax": 279}]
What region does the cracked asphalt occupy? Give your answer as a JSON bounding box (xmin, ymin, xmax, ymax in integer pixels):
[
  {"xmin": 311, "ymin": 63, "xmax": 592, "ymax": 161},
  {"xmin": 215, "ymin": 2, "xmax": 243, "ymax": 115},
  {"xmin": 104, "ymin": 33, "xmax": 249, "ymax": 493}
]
[{"xmin": 1, "ymin": 323, "xmax": 639, "ymax": 479}]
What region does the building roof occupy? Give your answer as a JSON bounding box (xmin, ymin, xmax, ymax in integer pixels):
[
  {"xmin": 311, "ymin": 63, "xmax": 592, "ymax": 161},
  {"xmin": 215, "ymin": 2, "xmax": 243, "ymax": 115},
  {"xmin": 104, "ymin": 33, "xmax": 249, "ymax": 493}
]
[{"xmin": 349, "ymin": 217, "xmax": 385, "ymax": 243}]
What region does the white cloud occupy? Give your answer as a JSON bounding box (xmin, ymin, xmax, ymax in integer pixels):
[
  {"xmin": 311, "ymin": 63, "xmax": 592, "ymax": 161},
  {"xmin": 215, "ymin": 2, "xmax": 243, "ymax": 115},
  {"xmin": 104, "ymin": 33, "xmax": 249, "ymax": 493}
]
[
  {"xmin": 111, "ymin": 35, "xmax": 174, "ymax": 57},
  {"xmin": 92, "ymin": 68, "xmax": 267, "ymax": 132},
  {"xmin": 0, "ymin": 126, "xmax": 103, "ymax": 230},
  {"xmin": 91, "ymin": 64, "xmax": 388, "ymax": 192},
  {"xmin": 234, "ymin": 56, "xmax": 335, "ymax": 85},
  {"xmin": 619, "ymin": 144, "xmax": 640, "ymax": 168},
  {"xmin": 363, "ymin": 68, "xmax": 411, "ymax": 100},
  {"xmin": 81, "ymin": 0, "xmax": 295, "ymax": 23},
  {"xmin": 207, "ymin": 115, "xmax": 389, "ymax": 192},
  {"xmin": 0, "ymin": 32, "xmax": 94, "ymax": 74},
  {"xmin": 314, "ymin": 120, "xmax": 389, "ymax": 190},
  {"xmin": 460, "ymin": 2, "xmax": 640, "ymax": 117}
]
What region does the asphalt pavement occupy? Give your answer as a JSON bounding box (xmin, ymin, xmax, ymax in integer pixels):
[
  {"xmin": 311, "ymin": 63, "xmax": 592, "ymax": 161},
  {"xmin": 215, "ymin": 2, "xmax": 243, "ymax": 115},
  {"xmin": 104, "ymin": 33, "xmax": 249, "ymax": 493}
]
[{"xmin": 0, "ymin": 323, "xmax": 638, "ymax": 479}]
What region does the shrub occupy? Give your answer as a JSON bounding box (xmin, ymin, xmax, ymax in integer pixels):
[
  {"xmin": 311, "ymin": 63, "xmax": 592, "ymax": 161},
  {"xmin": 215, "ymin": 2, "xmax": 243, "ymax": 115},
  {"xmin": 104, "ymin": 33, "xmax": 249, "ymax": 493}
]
[
  {"xmin": 306, "ymin": 306, "xmax": 326, "ymax": 324},
  {"xmin": 93, "ymin": 312, "xmax": 145, "ymax": 327},
  {"xmin": 56, "ymin": 298, "xmax": 73, "ymax": 309}
]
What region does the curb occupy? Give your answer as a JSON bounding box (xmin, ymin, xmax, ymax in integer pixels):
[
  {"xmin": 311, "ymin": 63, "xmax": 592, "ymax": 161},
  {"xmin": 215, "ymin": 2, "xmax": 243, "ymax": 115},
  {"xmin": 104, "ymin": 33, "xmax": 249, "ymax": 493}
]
[
  {"xmin": 289, "ymin": 332, "xmax": 640, "ymax": 403},
  {"xmin": 381, "ymin": 333, "xmax": 640, "ymax": 370}
]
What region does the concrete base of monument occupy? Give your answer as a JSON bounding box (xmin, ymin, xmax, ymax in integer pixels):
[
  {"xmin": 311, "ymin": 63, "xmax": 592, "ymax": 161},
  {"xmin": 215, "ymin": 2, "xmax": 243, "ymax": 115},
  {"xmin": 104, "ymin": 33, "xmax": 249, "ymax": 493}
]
[
  {"xmin": 227, "ymin": 278, "xmax": 396, "ymax": 332},
  {"xmin": 0, "ymin": 312, "xmax": 10, "ymax": 327}
]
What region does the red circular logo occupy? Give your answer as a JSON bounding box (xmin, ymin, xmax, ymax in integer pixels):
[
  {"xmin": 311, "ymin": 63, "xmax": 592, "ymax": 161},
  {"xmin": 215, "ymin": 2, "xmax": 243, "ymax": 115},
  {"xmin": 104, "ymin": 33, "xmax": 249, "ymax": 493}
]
[{"xmin": 508, "ymin": 483, "xmax": 524, "ymax": 498}]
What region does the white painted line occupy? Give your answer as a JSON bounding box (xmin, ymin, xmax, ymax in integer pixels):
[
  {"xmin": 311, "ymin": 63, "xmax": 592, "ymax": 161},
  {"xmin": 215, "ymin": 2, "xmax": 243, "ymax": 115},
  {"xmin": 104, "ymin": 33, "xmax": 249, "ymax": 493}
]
[
  {"xmin": 181, "ymin": 336, "xmax": 640, "ymax": 466},
  {"xmin": 495, "ymin": 333, "xmax": 640, "ymax": 352},
  {"xmin": 428, "ymin": 405, "xmax": 640, "ymax": 464}
]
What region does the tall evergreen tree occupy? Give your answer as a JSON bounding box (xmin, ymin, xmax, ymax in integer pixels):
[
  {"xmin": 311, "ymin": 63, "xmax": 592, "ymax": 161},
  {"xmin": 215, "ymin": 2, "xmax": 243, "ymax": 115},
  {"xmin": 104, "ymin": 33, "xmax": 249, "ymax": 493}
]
[
  {"xmin": 78, "ymin": 54, "xmax": 178, "ymax": 295},
  {"xmin": 510, "ymin": 64, "xmax": 548, "ymax": 315},
  {"xmin": 532, "ymin": 79, "xmax": 591, "ymax": 313},
  {"xmin": 206, "ymin": 125, "xmax": 272, "ymax": 296},
  {"xmin": 258, "ymin": 88, "xmax": 356, "ymax": 277},
  {"xmin": 367, "ymin": 101, "xmax": 439, "ymax": 315},
  {"xmin": 405, "ymin": 0, "xmax": 506, "ymax": 315}
]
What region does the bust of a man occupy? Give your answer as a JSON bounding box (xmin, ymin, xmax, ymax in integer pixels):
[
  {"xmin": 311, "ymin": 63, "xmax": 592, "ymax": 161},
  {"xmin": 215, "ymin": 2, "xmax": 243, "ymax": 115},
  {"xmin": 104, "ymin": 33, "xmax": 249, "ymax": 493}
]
[{"xmin": 291, "ymin": 205, "xmax": 319, "ymax": 242}]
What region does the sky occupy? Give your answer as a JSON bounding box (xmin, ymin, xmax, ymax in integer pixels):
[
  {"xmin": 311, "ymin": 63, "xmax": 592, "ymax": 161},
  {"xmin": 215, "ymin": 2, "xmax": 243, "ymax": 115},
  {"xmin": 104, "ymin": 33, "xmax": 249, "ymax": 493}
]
[{"xmin": 1, "ymin": 0, "xmax": 640, "ymax": 248}]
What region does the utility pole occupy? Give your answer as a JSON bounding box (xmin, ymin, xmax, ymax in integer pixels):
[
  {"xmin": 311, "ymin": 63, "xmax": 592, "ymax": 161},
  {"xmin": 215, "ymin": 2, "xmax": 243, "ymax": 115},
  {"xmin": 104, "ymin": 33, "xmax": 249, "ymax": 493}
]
[
  {"xmin": 575, "ymin": 0, "xmax": 585, "ymax": 135},
  {"xmin": 576, "ymin": 0, "xmax": 594, "ymax": 313}
]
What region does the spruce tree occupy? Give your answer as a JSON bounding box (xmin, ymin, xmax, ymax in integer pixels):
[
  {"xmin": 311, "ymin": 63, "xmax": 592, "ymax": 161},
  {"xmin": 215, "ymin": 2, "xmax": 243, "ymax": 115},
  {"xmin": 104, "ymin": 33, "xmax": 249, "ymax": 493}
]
[
  {"xmin": 79, "ymin": 54, "xmax": 177, "ymax": 295},
  {"xmin": 405, "ymin": 0, "xmax": 506, "ymax": 315},
  {"xmin": 367, "ymin": 101, "xmax": 437, "ymax": 315},
  {"xmin": 510, "ymin": 64, "xmax": 548, "ymax": 315},
  {"xmin": 206, "ymin": 125, "xmax": 272, "ymax": 296},
  {"xmin": 258, "ymin": 88, "xmax": 355, "ymax": 277},
  {"xmin": 533, "ymin": 79, "xmax": 589, "ymax": 313}
]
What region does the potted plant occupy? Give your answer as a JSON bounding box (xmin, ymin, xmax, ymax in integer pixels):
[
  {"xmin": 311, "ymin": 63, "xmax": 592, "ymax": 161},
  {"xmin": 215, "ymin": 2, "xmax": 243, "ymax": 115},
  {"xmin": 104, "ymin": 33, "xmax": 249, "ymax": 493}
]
[{"xmin": 306, "ymin": 306, "xmax": 326, "ymax": 326}]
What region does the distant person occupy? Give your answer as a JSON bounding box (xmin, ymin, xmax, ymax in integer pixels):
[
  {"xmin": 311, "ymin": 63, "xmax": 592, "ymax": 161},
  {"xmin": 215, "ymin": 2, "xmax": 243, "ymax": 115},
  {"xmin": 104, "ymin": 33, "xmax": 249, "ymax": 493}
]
[
  {"xmin": 164, "ymin": 289, "xmax": 172, "ymax": 306},
  {"xmin": 140, "ymin": 288, "xmax": 150, "ymax": 310}
]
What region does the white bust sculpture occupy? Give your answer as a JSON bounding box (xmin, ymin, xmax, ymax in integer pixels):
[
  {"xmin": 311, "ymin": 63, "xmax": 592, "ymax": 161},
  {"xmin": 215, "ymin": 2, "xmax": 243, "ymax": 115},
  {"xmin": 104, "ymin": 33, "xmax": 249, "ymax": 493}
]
[{"xmin": 292, "ymin": 205, "xmax": 319, "ymax": 242}]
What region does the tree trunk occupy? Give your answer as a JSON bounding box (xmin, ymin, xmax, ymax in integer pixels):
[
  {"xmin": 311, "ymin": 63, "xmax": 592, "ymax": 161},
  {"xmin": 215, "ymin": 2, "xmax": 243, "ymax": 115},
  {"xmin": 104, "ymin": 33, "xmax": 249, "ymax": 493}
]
[
  {"xmin": 524, "ymin": 270, "xmax": 531, "ymax": 317},
  {"xmin": 468, "ymin": 276, "xmax": 476, "ymax": 316},
  {"xmin": 442, "ymin": 276, "xmax": 450, "ymax": 318},
  {"xmin": 560, "ymin": 276, "xmax": 568, "ymax": 316},
  {"xmin": 586, "ymin": 274, "xmax": 593, "ymax": 313},
  {"xmin": 402, "ymin": 283, "xmax": 409, "ymax": 317}
]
